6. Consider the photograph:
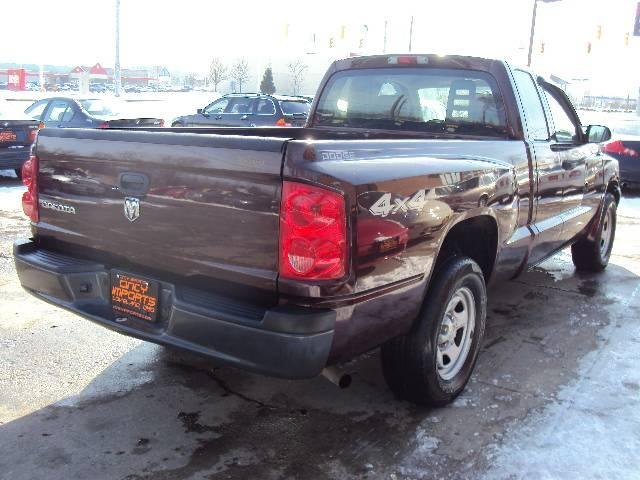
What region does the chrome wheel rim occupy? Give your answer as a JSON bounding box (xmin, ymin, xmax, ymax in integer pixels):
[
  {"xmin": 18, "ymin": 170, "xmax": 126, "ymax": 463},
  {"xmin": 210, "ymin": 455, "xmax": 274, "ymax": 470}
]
[
  {"xmin": 600, "ymin": 207, "xmax": 613, "ymax": 257},
  {"xmin": 436, "ymin": 287, "xmax": 476, "ymax": 381}
]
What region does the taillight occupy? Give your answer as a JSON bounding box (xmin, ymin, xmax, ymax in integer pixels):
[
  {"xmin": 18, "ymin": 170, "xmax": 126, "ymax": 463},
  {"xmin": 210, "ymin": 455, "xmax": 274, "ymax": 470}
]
[
  {"xmin": 158, "ymin": 119, "xmax": 165, "ymax": 127},
  {"xmin": 604, "ymin": 140, "xmax": 639, "ymax": 157},
  {"xmin": 27, "ymin": 127, "xmax": 38, "ymax": 144},
  {"xmin": 279, "ymin": 181, "xmax": 347, "ymax": 280},
  {"xmin": 276, "ymin": 118, "xmax": 291, "ymax": 127},
  {"xmin": 98, "ymin": 122, "xmax": 109, "ymax": 129},
  {"xmin": 21, "ymin": 155, "xmax": 39, "ymax": 222}
]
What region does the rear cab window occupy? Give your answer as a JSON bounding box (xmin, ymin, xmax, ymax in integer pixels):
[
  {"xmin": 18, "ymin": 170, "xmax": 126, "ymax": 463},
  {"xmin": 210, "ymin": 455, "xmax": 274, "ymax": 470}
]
[{"xmin": 313, "ymin": 67, "xmax": 508, "ymax": 137}]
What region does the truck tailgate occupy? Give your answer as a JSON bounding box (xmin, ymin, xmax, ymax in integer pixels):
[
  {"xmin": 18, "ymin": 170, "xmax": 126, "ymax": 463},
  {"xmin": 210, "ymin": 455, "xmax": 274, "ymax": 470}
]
[{"xmin": 34, "ymin": 128, "xmax": 287, "ymax": 302}]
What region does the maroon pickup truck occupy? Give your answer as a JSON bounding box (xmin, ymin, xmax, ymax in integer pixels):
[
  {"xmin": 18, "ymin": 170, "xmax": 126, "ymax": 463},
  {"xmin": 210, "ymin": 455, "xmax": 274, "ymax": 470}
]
[{"xmin": 14, "ymin": 54, "xmax": 620, "ymax": 406}]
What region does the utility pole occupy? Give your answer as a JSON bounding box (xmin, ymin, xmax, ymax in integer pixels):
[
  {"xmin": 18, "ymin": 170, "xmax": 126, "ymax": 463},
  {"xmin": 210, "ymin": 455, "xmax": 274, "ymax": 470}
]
[
  {"xmin": 527, "ymin": 0, "xmax": 561, "ymax": 67},
  {"xmin": 383, "ymin": 19, "xmax": 388, "ymax": 53},
  {"xmin": 408, "ymin": 16, "xmax": 414, "ymax": 52},
  {"xmin": 114, "ymin": 0, "xmax": 122, "ymax": 97},
  {"xmin": 527, "ymin": 0, "xmax": 538, "ymax": 67}
]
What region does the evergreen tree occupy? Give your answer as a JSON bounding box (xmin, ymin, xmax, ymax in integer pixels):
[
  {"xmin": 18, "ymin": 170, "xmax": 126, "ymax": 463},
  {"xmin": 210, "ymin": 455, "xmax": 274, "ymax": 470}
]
[{"xmin": 260, "ymin": 67, "xmax": 276, "ymax": 94}]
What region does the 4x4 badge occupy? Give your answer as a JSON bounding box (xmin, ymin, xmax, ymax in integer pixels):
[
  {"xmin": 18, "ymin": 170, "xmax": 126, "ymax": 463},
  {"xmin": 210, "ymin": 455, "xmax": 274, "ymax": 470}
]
[{"xmin": 124, "ymin": 197, "xmax": 140, "ymax": 222}]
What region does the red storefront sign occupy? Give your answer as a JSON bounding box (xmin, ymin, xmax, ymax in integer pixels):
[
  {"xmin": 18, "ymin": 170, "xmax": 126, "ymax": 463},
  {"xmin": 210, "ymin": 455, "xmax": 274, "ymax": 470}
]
[{"xmin": 8, "ymin": 68, "xmax": 26, "ymax": 91}]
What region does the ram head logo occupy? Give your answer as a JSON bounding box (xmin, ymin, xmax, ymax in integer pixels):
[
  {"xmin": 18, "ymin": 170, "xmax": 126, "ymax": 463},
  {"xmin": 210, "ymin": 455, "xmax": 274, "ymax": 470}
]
[{"xmin": 124, "ymin": 197, "xmax": 140, "ymax": 222}]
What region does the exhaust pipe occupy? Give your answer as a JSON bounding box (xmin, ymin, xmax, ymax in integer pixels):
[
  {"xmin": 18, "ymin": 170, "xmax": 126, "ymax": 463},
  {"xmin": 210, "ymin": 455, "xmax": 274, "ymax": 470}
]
[{"xmin": 321, "ymin": 365, "xmax": 352, "ymax": 389}]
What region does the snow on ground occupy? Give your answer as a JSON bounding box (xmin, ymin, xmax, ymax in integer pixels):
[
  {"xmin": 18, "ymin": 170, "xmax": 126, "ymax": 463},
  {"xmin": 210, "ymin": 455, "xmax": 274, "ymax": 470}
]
[{"xmin": 481, "ymin": 290, "xmax": 640, "ymax": 479}]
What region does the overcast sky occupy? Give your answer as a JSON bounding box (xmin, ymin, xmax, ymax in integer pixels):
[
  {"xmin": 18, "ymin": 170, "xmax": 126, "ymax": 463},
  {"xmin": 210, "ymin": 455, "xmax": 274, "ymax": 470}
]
[{"xmin": 2, "ymin": 0, "xmax": 639, "ymax": 93}]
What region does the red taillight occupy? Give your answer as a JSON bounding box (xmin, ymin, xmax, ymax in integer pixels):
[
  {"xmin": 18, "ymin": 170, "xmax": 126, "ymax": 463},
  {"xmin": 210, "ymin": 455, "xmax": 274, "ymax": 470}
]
[
  {"xmin": 275, "ymin": 118, "xmax": 291, "ymax": 127},
  {"xmin": 27, "ymin": 128, "xmax": 38, "ymax": 144},
  {"xmin": 279, "ymin": 181, "xmax": 347, "ymax": 280},
  {"xmin": 604, "ymin": 140, "xmax": 639, "ymax": 157},
  {"xmin": 98, "ymin": 122, "xmax": 109, "ymax": 129},
  {"xmin": 158, "ymin": 119, "xmax": 165, "ymax": 127},
  {"xmin": 21, "ymin": 155, "xmax": 39, "ymax": 222}
]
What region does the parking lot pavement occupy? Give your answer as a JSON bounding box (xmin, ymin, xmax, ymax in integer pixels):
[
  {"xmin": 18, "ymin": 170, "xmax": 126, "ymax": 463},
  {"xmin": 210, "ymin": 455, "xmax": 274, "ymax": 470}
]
[{"xmin": 1, "ymin": 170, "xmax": 639, "ymax": 480}]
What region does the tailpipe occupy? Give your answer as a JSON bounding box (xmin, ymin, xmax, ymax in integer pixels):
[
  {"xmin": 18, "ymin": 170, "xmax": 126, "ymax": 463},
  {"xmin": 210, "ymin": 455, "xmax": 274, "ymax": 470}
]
[{"xmin": 321, "ymin": 365, "xmax": 352, "ymax": 389}]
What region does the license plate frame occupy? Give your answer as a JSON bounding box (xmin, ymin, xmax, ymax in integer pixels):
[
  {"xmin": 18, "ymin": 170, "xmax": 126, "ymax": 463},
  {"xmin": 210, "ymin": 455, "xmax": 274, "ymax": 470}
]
[{"xmin": 110, "ymin": 271, "xmax": 159, "ymax": 322}]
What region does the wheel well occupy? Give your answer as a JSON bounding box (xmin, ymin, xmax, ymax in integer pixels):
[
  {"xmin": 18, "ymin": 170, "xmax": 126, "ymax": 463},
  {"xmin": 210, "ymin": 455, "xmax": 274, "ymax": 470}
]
[
  {"xmin": 434, "ymin": 216, "xmax": 498, "ymax": 282},
  {"xmin": 607, "ymin": 181, "xmax": 621, "ymax": 205}
]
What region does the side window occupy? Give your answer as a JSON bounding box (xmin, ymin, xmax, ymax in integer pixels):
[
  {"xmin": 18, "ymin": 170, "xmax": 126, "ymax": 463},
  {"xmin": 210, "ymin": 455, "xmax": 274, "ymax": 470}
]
[
  {"xmin": 542, "ymin": 89, "xmax": 578, "ymax": 143},
  {"xmin": 61, "ymin": 104, "xmax": 76, "ymax": 122},
  {"xmin": 204, "ymin": 98, "xmax": 229, "ymax": 114},
  {"xmin": 44, "ymin": 101, "xmax": 71, "ymax": 123},
  {"xmin": 512, "ymin": 70, "xmax": 549, "ymax": 141},
  {"xmin": 25, "ymin": 100, "xmax": 48, "ymax": 120},
  {"xmin": 255, "ymin": 99, "xmax": 276, "ymax": 115},
  {"xmin": 227, "ymin": 98, "xmax": 254, "ymax": 114}
]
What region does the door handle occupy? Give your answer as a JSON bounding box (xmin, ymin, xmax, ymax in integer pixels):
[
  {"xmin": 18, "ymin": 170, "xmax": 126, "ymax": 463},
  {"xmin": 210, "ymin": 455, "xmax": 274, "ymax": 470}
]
[
  {"xmin": 561, "ymin": 159, "xmax": 582, "ymax": 170},
  {"xmin": 118, "ymin": 172, "xmax": 150, "ymax": 196}
]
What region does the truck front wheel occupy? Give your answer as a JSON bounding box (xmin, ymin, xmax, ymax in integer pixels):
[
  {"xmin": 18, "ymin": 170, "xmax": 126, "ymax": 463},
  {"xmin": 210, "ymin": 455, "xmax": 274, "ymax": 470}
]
[
  {"xmin": 381, "ymin": 257, "xmax": 487, "ymax": 406},
  {"xmin": 571, "ymin": 192, "xmax": 616, "ymax": 272}
]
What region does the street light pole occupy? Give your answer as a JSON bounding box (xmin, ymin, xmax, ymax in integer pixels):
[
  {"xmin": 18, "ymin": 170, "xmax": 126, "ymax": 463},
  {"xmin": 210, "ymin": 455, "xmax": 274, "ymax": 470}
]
[
  {"xmin": 408, "ymin": 16, "xmax": 414, "ymax": 52},
  {"xmin": 527, "ymin": 0, "xmax": 538, "ymax": 67},
  {"xmin": 383, "ymin": 19, "xmax": 388, "ymax": 53},
  {"xmin": 527, "ymin": 0, "xmax": 561, "ymax": 67},
  {"xmin": 114, "ymin": 0, "xmax": 122, "ymax": 97}
]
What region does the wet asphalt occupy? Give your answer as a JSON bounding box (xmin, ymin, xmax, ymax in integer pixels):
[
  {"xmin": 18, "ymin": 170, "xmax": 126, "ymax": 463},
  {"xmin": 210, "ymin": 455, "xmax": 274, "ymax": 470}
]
[{"xmin": 1, "ymin": 170, "xmax": 639, "ymax": 480}]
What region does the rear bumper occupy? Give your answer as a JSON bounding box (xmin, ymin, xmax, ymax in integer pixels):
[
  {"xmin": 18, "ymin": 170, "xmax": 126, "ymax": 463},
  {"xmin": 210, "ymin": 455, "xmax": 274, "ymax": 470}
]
[
  {"xmin": 0, "ymin": 148, "xmax": 29, "ymax": 169},
  {"xmin": 13, "ymin": 239, "xmax": 335, "ymax": 379}
]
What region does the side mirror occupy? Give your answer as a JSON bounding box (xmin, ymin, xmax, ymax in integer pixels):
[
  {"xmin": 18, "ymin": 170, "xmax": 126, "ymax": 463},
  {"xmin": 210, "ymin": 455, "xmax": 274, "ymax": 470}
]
[
  {"xmin": 196, "ymin": 108, "xmax": 203, "ymax": 114},
  {"xmin": 586, "ymin": 124, "xmax": 612, "ymax": 143}
]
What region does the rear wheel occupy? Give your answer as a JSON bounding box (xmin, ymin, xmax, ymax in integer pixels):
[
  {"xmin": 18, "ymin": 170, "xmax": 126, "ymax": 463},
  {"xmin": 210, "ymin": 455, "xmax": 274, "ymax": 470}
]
[
  {"xmin": 381, "ymin": 257, "xmax": 487, "ymax": 406},
  {"xmin": 571, "ymin": 193, "xmax": 616, "ymax": 272}
]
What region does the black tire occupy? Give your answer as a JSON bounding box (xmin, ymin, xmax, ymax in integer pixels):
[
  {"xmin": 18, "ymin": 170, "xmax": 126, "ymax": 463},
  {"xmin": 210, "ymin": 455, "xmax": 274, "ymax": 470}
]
[
  {"xmin": 171, "ymin": 122, "xmax": 184, "ymax": 128},
  {"xmin": 571, "ymin": 193, "xmax": 616, "ymax": 272},
  {"xmin": 14, "ymin": 168, "xmax": 22, "ymax": 180},
  {"xmin": 381, "ymin": 257, "xmax": 487, "ymax": 406}
]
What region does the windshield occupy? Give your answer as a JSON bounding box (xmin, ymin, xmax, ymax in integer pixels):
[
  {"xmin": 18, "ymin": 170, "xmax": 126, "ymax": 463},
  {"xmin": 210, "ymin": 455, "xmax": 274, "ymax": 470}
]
[
  {"xmin": 314, "ymin": 68, "xmax": 508, "ymax": 137},
  {"xmin": 280, "ymin": 100, "xmax": 310, "ymax": 115}
]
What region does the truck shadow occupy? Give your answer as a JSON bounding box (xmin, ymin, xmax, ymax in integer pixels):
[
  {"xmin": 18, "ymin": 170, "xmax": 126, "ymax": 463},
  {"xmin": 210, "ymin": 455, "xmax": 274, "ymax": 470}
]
[{"xmin": 0, "ymin": 255, "xmax": 639, "ymax": 480}]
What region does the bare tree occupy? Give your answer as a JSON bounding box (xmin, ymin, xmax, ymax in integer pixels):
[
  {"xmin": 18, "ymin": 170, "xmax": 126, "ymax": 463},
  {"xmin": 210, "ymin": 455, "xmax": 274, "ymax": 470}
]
[
  {"xmin": 208, "ymin": 57, "xmax": 227, "ymax": 92},
  {"xmin": 288, "ymin": 59, "xmax": 308, "ymax": 96},
  {"xmin": 230, "ymin": 58, "xmax": 250, "ymax": 93}
]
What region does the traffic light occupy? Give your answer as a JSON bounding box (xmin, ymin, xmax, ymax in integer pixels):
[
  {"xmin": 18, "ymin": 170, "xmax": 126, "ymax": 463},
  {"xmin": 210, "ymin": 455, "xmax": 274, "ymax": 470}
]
[
  {"xmin": 596, "ymin": 25, "xmax": 602, "ymax": 40},
  {"xmin": 587, "ymin": 42, "xmax": 592, "ymax": 53},
  {"xmin": 329, "ymin": 37, "xmax": 335, "ymax": 48},
  {"xmin": 625, "ymin": 32, "xmax": 630, "ymax": 46},
  {"xmin": 540, "ymin": 42, "xmax": 545, "ymax": 54}
]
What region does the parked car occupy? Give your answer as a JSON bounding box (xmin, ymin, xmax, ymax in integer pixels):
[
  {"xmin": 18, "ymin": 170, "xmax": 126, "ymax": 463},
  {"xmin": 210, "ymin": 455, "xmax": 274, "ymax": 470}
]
[
  {"xmin": 171, "ymin": 93, "xmax": 310, "ymax": 127},
  {"xmin": 14, "ymin": 54, "xmax": 619, "ymax": 406},
  {"xmin": 604, "ymin": 119, "xmax": 640, "ymax": 189},
  {"xmin": 0, "ymin": 99, "xmax": 40, "ymax": 178},
  {"xmin": 24, "ymin": 97, "xmax": 164, "ymax": 128}
]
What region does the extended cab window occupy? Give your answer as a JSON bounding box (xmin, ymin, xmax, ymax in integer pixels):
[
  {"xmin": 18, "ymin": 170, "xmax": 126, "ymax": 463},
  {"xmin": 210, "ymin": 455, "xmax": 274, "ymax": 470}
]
[
  {"xmin": 314, "ymin": 68, "xmax": 508, "ymax": 137},
  {"xmin": 512, "ymin": 70, "xmax": 549, "ymax": 141}
]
